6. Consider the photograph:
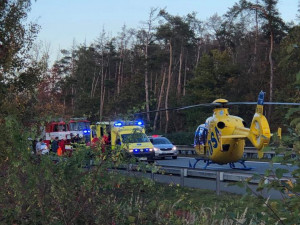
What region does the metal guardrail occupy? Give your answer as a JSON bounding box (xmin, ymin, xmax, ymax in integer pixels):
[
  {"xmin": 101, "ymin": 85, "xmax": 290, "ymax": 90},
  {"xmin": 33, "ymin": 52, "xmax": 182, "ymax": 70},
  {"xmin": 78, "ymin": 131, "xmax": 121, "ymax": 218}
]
[
  {"xmin": 176, "ymin": 145, "xmax": 276, "ymax": 159},
  {"xmin": 116, "ymin": 164, "xmax": 255, "ymax": 196},
  {"xmin": 117, "ymin": 163, "xmax": 292, "ymax": 199}
]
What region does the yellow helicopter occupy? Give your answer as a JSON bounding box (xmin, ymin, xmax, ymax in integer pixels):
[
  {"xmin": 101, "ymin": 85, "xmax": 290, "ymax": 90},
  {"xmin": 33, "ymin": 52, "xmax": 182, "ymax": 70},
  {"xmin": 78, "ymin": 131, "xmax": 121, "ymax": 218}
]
[
  {"xmin": 137, "ymin": 91, "xmax": 300, "ymax": 170},
  {"xmin": 192, "ymin": 91, "xmax": 270, "ymax": 170}
]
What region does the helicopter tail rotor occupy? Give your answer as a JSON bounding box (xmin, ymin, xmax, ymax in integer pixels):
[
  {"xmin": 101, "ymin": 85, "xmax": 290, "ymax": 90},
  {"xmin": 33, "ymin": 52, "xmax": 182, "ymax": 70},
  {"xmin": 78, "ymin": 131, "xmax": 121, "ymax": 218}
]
[
  {"xmin": 248, "ymin": 113, "xmax": 271, "ymax": 158},
  {"xmin": 248, "ymin": 91, "xmax": 271, "ymax": 158}
]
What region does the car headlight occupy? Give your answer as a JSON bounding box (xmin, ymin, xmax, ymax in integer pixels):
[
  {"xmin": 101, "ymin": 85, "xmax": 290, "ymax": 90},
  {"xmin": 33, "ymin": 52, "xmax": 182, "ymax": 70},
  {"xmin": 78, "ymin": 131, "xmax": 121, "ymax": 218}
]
[
  {"xmin": 172, "ymin": 146, "xmax": 176, "ymax": 151},
  {"xmin": 149, "ymin": 148, "xmax": 153, "ymax": 152},
  {"xmin": 154, "ymin": 147, "xmax": 159, "ymax": 151}
]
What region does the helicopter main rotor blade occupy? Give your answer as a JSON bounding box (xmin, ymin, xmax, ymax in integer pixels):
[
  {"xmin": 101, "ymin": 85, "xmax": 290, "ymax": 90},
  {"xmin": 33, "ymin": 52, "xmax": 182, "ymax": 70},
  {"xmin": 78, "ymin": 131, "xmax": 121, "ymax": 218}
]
[
  {"xmin": 264, "ymin": 102, "xmax": 300, "ymax": 106},
  {"xmin": 135, "ymin": 106, "xmax": 182, "ymax": 115},
  {"xmin": 227, "ymin": 102, "xmax": 300, "ymax": 106},
  {"xmin": 227, "ymin": 102, "xmax": 257, "ymax": 105},
  {"xmin": 135, "ymin": 101, "xmax": 300, "ymax": 116},
  {"xmin": 135, "ymin": 103, "xmax": 218, "ymax": 115},
  {"xmin": 176, "ymin": 103, "xmax": 219, "ymax": 110}
]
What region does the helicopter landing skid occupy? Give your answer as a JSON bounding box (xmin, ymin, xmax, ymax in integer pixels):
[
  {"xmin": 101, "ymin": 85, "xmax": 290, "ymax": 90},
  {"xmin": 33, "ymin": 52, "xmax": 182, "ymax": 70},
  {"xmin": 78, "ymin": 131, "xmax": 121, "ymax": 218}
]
[
  {"xmin": 189, "ymin": 158, "xmax": 252, "ymax": 170},
  {"xmin": 229, "ymin": 160, "xmax": 252, "ymax": 170},
  {"xmin": 189, "ymin": 158, "xmax": 213, "ymax": 169}
]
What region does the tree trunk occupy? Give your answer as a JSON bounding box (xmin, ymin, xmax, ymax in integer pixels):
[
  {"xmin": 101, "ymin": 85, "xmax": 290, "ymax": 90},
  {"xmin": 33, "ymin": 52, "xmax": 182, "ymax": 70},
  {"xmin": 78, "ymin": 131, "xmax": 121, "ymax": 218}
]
[
  {"xmin": 99, "ymin": 54, "xmax": 105, "ymax": 121},
  {"xmin": 114, "ymin": 61, "xmax": 118, "ymax": 100},
  {"xmin": 117, "ymin": 59, "xmax": 122, "ymax": 95},
  {"xmin": 150, "ymin": 72, "xmax": 153, "ymax": 92},
  {"xmin": 91, "ymin": 72, "xmax": 96, "ymax": 98},
  {"xmin": 183, "ymin": 56, "xmax": 187, "ymax": 96},
  {"xmin": 145, "ymin": 39, "xmax": 150, "ymax": 122},
  {"xmin": 196, "ymin": 39, "xmax": 201, "ymax": 65},
  {"xmin": 120, "ymin": 56, "xmax": 124, "ymax": 88},
  {"xmin": 154, "ymin": 72, "xmax": 158, "ymax": 96},
  {"xmin": 165, "ymin": 41, "xmax": 172, "ymax": 133},
  {"xmin": 100, "ymin": 70, "xmax": 106, "ymax": 122},
  {"xmin": 159, "ymin": 111, "xmax": 162, "ymax": 131},
  {"xmin": 247, "ymin": 5, "xmax": 258, "ymax": 77},
  {"xmin": 177, "ymin": 44, "xmax": 183, "ymax": 97},
  {"xmin": 267, "ymin": 31, "xmax": 274, "ymax": 120},
  {"xmin": 144, "ymin": 8, "xmax": 158, "ymax": 122},
  {"xmin": 93, "ymin": 74, "xmax": 100, "ymax": 98},
  {"xmin": 71, "ymin": 85, "xmax": 74, "ymax": 115},
  {"xmin": 153, "ymin": 67, "xmax": 166, "ymax": 131}
]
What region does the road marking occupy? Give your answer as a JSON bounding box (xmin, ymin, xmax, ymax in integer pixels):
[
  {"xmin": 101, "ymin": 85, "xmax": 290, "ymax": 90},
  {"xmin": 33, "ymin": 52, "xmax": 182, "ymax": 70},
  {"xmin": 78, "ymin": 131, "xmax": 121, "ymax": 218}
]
[
  {"xmin": 245, "ymin": 161, "xmax": 288, "ymax": 165},
  {"xmin": 179, "ymin": 157, "xmax": 288, "ymax": 166}
]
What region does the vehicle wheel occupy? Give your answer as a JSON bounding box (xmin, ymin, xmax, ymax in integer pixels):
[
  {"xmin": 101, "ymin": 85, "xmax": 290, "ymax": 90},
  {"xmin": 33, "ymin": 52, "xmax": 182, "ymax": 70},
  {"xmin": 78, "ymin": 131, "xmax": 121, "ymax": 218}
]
[{"xmin": 172, "ymin": 156, "xmax": 177, "ymax": 159}]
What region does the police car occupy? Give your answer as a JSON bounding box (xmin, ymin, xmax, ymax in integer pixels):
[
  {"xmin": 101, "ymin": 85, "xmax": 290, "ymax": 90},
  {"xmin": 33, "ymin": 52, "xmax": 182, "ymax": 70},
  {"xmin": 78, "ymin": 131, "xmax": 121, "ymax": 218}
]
[{"xmin": 148, "ymin": 135, "xmax": 178, "ymax": 159}]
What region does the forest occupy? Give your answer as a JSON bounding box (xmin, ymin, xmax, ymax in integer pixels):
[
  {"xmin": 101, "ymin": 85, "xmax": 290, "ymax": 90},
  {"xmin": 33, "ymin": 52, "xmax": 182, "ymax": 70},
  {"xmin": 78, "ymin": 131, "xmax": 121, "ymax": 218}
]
[
  {"xmin": 1, "ymin": 0, "xmax": 300, "ymax": 135},
  {"xmin": 1, "ymin": 1, "xmax": 300, "ymax": 224}
]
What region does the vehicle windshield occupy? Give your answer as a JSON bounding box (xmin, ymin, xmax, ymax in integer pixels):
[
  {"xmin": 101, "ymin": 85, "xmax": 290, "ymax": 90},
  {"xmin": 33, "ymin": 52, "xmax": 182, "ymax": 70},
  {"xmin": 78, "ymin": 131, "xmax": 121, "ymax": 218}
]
[
  {"xmin": 121, "ymin": 133, "xmax": 149, "ymax": 143},
  {"xmin": 152, "ymin": 138, "xmax": 171, "ymax": 145},
  {"xmin": 69, "ymin": 122, "xmax": 90, "ymax": 131},
  {"xmin": 54, "ymin": 124, "xmax": 67, "ymax": 132}
]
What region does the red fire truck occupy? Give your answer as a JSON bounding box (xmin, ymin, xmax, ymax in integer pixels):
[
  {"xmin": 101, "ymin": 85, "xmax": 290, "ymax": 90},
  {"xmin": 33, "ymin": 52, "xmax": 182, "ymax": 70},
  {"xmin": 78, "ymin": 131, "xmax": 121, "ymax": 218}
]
[
  {"xmin": 44, "ymin": 121, "xmax": 71, "ymax": 145},
  {"xmin": 68, "ymin": 118, "xmax": 91, "ymax": 143}
]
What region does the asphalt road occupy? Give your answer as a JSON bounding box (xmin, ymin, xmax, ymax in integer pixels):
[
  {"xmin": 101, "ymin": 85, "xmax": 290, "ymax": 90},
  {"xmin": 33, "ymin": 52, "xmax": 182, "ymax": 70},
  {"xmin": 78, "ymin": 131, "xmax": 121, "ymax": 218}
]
[{"xmin": 155, "ymin": 156, "xmax": 296, "ymax": 176}]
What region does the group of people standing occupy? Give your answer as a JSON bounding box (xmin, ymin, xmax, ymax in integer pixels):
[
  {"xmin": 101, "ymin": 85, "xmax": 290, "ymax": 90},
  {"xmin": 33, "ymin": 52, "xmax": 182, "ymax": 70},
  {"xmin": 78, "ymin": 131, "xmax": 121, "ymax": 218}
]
[
  {"xmin": 34, "ymin": 138, "xmax": 49, "ymax": 155},
  {"xmin": 33, "ymin": 137, "xmax": 68, "ymax": 156},
  {"xmin": 33, "ymin": 132, "xmax": 110, "ymax": 156},
  {"xmin": 91, "ymin": 133, "xmax": 111, "ymax": 152}
]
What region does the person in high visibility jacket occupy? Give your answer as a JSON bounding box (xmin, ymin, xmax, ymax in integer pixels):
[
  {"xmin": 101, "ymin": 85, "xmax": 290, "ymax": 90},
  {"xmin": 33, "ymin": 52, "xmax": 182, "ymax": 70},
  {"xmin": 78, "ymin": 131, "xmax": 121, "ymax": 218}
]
[
  {"xmin": 57, "ymin": 146, "xmax": 62, "ymax": 156},
  {"xmin": 59, "ymin": 138, "xmax": 66, "ymax": 155}
]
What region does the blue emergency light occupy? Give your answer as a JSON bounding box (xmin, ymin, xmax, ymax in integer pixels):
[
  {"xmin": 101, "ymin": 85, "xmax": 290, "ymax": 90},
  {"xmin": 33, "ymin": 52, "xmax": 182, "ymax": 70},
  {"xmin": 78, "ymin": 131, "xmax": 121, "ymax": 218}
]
[
  {"xmin": 133, "ymin": 149, "xmax": 140, "ymax": 153},
  {"xmin": 114, "ymin": 120, "xmax": 143, "ymax": 127},
  {"xmin": 83, "ymin": 129, "xmax": 90, "ymax": 134},
  {"xmin": 135, "ymin": 120, "xmax": 144, "ymax": 126},
  {"xmin": 114, "ymin": 121, "xmax": 123, "ymax": 127}
]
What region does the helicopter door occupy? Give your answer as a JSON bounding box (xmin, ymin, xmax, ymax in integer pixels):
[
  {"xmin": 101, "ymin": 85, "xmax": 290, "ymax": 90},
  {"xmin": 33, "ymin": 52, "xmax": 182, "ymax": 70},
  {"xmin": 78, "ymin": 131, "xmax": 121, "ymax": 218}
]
[{"xmin": 194, "ymin": 125, "xmax": 208, "ymax": 155}]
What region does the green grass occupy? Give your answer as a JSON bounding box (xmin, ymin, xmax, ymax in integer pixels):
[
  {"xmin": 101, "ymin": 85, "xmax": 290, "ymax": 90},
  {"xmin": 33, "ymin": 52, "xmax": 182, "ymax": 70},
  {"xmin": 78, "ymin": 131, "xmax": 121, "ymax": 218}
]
[{"xmin": 105, "ymin": 170, "xmax": 280, "ymax": 225}]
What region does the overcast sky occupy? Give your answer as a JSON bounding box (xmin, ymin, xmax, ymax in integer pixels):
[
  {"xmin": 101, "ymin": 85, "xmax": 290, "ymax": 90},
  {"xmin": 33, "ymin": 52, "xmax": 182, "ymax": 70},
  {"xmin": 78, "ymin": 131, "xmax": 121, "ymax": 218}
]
[{"xmin": 28, "ymin": 0, "xmax": 299, "ymax": 63}]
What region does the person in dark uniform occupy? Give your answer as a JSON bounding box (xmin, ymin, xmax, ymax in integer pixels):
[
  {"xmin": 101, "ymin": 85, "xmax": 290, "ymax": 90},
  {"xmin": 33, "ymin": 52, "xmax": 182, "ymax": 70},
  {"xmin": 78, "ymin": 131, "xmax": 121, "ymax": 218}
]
[
  {"xmin": 32, "ymin": 139, "xmax": 37, "ymax": 154},
  {"xmin": 73, "ymin": 134, "xmax": 80, "ymax": 143},
  {"xmin": 51, "ymin": 137, "xmax": 59, "ymax": 153}
]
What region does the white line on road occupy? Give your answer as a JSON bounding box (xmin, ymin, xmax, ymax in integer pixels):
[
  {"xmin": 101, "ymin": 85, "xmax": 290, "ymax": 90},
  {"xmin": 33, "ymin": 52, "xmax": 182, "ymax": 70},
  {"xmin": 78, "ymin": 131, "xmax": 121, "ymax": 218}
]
[{"xmin": 178, "ymin": 157, "xmax": 284, "ymax": 165}]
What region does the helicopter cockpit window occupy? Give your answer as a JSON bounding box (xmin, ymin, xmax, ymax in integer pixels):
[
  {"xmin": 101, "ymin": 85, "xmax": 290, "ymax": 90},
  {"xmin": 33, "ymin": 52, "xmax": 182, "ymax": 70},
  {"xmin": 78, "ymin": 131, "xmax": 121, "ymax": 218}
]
[{"xmin": 194, "ymin": 125, "xmax": 208, "ymax": 146}]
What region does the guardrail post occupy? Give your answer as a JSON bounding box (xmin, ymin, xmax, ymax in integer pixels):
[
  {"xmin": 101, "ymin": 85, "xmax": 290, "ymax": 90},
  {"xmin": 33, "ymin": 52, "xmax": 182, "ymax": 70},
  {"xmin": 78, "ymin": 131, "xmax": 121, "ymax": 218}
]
[
  {"xmin": 127, "ymin": 163, "xmax": 132, "ymax": 172},
  {"xmin": 220, "ymin": 172, "xmax": 224, "ymax": 181},
  {"xmin": 216, "ymin": 171, "xmax": 220, "ymax": 195},
  {"xmin": 151, "ymin": 171, "xmax": 154, "ymax": 180},
  {"xmin": 180, "ymin": 168, "xmax": 185, "ymax": 186}
]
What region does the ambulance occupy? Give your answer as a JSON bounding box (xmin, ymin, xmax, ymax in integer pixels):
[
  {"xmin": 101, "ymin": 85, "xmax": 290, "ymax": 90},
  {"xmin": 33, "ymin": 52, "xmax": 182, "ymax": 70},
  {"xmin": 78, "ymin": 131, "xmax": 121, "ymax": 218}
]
[{"xmin": 91, "ymin": 120, "xmax": 155, "ymax": 162}]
